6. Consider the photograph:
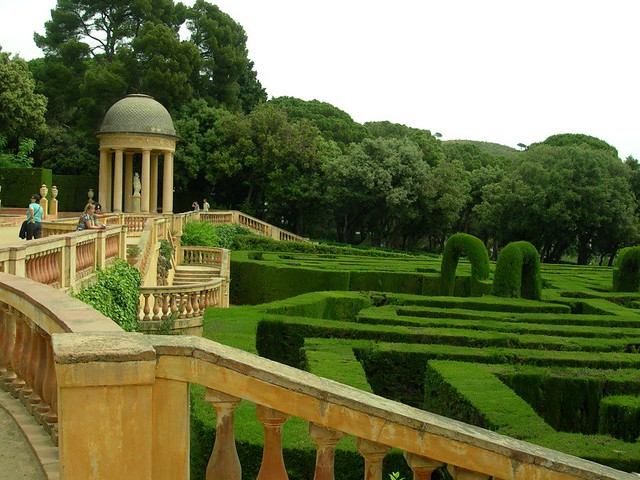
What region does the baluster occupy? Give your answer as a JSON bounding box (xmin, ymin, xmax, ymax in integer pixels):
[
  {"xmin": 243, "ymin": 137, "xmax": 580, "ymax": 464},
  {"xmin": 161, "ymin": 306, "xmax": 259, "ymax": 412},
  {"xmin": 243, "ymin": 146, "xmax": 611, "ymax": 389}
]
[
  {"xmin": 18, "ymin": 323, "xmax": 35, "ymax": 405},
  {"xmin": 24, "ymin": 257, "xmax": 33, "ymax": 281},
  {"xmin": 447, "ymin": 466, "xmax": 491, "ymax": 480},
  {"xmin": 0, "ymin": 305, "xmax": 8, "ymax": 376},
  {"xmin": 142, "ymin": 294, "xmax": 152, "ymax": 322},
  {"xmin": 55, "ymin": 250, "xmax": 62, "ymax": 286},
  {"xmin": 162, "ymin": 293, "xmax": 170, "ymax": 317},
  {"xmin": 203, "ymin": 287, "xmax": 211, "ymax": 309},
  {"xmin": 404, "ymin": 452, "xmax": 443, "ymax": 480},
  {"xmin": 1, "ymin": 307, "xmax": 17, "ymax": 390},
  {"xmin": 309, "ymin": 423, "xmax": 345, "ymax": 480},
  {"xmin": 171, "ymin": 293, "xmax": 179, "ymax": 318},
  {"xmin": 356, "ymin": 438, "xmax": 391, "ymax": 480},
  {"xmin": 76, "ymin": 244, "xmax": 84, "ymax": 273},
  {"xmin": 256, "ymin": 405, "xmax": 289, "ymax": 480},
  {"xmin": 9, "ymin": 314, "xmax": 26, "ymax": 396},
  {"xmin": 153, "ymin": 293, "xmax": 161, "ymax": 321},
  {"xmin": 186, "ymin": 292, "xmax": 194, "ymax": 317},
  {"xmin": 205, "ymin": 389, "xmax": 241, "ymax": 480},
  {"xmin": 27, "ymin": 328, "xmax": 45, "ymax": 415},
  {"xmin": 41, "ymin": 339, "xmax": 58, "ymax": 430},
  {"xmin": 34, "ymin": 338, "xmax": 51, "ymax": 424}
]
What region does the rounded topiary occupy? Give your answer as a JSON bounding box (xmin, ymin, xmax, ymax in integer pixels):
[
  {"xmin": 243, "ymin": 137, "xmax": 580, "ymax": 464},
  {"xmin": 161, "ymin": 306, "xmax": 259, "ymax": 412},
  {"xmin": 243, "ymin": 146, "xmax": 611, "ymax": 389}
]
[
  {"xmin": 440, "ymin": 233, "xmax": 490, "ymax": 296},
  {"xmin": 612, "ymin": 246, "xmax": 640, "ymax": 292},
  {"xmin": 492, "ymin": 241, "xmax": 541, "ymax": 300}
]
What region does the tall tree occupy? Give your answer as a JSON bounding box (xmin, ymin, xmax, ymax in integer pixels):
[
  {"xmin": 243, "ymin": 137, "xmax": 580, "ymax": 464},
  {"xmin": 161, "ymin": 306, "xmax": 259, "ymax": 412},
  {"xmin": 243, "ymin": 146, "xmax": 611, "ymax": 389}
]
[
  {"xmin": 34, "ymin": 0, "xmax": 186, "ymax": 61},
  {"xmin": 268, "ymin": 97, "xmax": 369, "ymax": 151},
  {"xmin": 0, "ymin": 49, "xmax": 47, "ymax": 144},
  {"xmin": 475, "ymin": 144, "xmax": 638, "ymax": 263},
  {"xmin": 187, "ymin": 0, "xmax": 265, "ymax": 112}
]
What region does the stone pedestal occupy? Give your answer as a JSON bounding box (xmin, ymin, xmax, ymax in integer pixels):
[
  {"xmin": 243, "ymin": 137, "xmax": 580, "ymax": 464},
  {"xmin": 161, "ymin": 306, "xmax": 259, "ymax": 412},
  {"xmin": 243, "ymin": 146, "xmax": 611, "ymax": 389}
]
[{"xmin": 132, "ymin": 194, "xmax": 141, "ymax": 213}]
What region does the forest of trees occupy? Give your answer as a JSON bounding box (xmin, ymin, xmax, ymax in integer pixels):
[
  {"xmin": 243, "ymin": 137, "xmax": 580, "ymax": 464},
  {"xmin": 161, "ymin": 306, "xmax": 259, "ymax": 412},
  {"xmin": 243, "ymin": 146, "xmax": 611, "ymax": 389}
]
[{"xmin": 1, "ymin": 0, "xmax": 639, "ymax": 264}]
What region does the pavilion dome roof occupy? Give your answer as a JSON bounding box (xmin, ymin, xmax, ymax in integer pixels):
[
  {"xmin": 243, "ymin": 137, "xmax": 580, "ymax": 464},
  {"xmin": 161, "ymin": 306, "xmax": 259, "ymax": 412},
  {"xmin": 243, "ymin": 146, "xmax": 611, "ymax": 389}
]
[{"xmin": 98, "ymin": 94, "xmax": 177, "ymax": 137}]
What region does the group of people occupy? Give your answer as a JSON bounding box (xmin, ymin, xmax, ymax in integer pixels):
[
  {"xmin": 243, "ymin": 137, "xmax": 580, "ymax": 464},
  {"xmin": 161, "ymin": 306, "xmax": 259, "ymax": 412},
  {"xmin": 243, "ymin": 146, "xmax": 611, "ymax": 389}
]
[
  {"xmin": 23, "ymin": 194, "xmax": 211, "ymax": 240},
  {"xmin": 192, "ymin": 199, "xmax": 210, "ymax": 212},
  {"xmin": 22, "ymin": 195, "xmax": 106, "ymax": 241}
]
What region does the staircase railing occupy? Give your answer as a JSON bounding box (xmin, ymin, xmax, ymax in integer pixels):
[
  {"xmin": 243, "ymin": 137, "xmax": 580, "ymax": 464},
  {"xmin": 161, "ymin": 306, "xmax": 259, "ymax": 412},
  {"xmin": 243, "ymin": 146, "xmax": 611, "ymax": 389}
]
[{"xmin": 200, "ymin": 210, "xmax": 310, "ymax": 243}]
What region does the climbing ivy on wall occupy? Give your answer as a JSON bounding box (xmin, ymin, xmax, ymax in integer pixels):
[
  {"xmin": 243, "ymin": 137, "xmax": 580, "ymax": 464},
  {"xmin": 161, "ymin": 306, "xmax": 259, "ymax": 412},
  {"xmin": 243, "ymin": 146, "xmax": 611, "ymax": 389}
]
[{"xmin": 74, "ymin": 260, "xmax": 142, "ymax": 331}]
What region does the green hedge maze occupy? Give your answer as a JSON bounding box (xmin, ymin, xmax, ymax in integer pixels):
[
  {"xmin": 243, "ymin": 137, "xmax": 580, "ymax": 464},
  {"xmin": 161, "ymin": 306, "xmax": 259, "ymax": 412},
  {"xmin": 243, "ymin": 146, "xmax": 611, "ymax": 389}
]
[{"xmin": 194, "ymin": 245, "xmax": 640, "ymax": 479}]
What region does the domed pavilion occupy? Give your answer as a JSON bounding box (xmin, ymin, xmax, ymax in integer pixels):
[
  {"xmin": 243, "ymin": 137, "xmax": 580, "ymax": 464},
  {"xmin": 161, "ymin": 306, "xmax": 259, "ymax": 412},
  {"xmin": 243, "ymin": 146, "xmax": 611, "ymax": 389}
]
[{"xmin": 97, "ymin": 94, "xmax": 178, "ymax": 213}]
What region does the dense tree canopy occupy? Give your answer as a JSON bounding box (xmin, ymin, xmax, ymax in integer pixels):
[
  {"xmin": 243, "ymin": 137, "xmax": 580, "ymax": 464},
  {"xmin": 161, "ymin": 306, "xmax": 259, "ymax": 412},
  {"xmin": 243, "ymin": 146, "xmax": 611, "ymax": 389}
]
[
  {"xmin": 0, "ymin": 49, "xmax": 47, "ymax": 167},
  {"xmin": 6, "ymin": 1, "xmax": 639, "ymax": 263},
  {"xmin": 475, "ymin": 144, "xmax": 638, "ymax": 263}
]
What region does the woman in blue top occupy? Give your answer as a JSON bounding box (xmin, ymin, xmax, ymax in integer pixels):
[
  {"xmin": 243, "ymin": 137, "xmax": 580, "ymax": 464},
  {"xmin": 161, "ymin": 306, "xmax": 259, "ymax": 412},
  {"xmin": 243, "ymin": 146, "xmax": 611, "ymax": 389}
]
[{"xmin": 26, "ymin": 194, "xmax": 43, "ymax": 240}]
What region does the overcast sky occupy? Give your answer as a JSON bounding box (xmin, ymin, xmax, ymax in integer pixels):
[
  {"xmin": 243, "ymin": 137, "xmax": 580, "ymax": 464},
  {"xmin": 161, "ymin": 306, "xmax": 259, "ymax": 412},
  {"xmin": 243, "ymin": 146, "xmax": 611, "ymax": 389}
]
[{"xmin": 1, "ymin": 0, "xmax": 638, "ymax": 158}]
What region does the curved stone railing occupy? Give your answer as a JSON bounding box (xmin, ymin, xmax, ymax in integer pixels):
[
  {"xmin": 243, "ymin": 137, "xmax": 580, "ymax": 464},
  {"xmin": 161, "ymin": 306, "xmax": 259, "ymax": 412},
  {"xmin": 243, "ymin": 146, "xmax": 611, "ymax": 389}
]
[
  {"xmin": 138, "ymin": 279, "xmax": 225, "ymax": 335},
  {"xmin": 0, "ymin": 273, "xmax": 122, "ymax": 450},
  {"xmin": 1, "ymin": 271, "xmax": 636, "ymax": 480},
  {"xmin": 50, "ymin": 331, "xmax": 636, "ymax": 480},
  {"xmin": 180, "ymin": 246, "xmax": 230, "ymax": 276}
]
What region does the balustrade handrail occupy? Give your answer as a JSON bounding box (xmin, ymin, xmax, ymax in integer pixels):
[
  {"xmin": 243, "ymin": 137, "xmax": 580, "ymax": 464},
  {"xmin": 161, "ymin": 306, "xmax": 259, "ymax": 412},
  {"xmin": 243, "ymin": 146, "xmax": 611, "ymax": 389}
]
[
  {"xmin": 50, "ymin": 332, "xmax": 636, "ymax": 480},
  {"xmin": 140, "ymin": 277, "xmax": 223, "ymax": 295}
]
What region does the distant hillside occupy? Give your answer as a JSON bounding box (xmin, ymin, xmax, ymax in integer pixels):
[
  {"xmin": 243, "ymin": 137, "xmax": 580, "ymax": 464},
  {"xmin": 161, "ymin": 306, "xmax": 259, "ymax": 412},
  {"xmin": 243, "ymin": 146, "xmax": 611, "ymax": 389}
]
[{"xmin": 444, "ymin": 140, "xmax": 521, "ymax": 160}]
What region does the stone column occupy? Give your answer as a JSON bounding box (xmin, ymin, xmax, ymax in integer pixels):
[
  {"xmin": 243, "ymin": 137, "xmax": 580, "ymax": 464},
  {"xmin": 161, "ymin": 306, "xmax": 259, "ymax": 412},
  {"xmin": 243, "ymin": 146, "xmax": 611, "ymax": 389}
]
[
  {"xmin": 141, "ymin": 149, "xmax": 151, "ymax": 213},
  {"xmin": 124, "ymin": 152, "xmax": 134, "ymax": 212},
  {"xmin": 113, "ymin": 149, "xmax": 124, "ymax": 212},
  {"xmin": 98, "ymin": 148, "xmax": 110, "ymax": 211},
  {"xmin": 162, "ymin": 151, "xmax": 174, "ymax": 213},
  {"xmin": 150, "ymin": 152, "xmax": 159, "ymax": 214}
]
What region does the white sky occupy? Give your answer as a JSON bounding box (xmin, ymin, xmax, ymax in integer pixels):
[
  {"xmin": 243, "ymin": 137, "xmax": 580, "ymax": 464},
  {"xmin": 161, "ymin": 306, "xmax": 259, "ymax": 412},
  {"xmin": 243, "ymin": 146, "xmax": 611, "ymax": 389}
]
[{"xmin": 1, "ymin": 0, "xmax": 638, "ymax": 158}]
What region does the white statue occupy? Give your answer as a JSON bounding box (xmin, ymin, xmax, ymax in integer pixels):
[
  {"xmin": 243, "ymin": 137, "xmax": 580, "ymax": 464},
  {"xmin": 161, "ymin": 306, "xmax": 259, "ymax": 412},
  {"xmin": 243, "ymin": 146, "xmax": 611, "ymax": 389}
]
[{"xmin": 133, "ymin": 172, "xmax": 141, "ymax": 196}]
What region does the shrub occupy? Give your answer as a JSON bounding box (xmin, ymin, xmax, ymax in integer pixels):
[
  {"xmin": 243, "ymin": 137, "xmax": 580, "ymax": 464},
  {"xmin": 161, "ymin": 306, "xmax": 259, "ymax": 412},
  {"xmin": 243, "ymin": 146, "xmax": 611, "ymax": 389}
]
[
  {"xmin": 74, "ymin": 259, "xmax": 142, "ymax": 331},
  {"xmin": 181, "ymin": 221, "xmax": 219, "ymax": 247},
  {"xmin": 612, "ymin": 246, "xmax": 640, "ymax": 292},
  {"xmin": 440, "ymin": 233, "xmax": 490, "ymax": 296},
  {"xmin": 492, "ymin": 241, "xmax": 541, "ymax": 300}
]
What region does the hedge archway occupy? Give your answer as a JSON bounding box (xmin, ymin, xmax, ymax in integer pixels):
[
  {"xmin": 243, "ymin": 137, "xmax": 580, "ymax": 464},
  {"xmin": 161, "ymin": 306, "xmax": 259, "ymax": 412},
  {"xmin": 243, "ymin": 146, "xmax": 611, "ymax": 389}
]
[
  {"xmin": 612, "ymin": 246, "xmax": 640, "ymax": 292},
  {"xmin": 492, "ymin": 241, "xmax": 541, "ymax": 300},
  {"xmin": 440, "ymin": 233, "xmax": 490, "ymax": 296}
]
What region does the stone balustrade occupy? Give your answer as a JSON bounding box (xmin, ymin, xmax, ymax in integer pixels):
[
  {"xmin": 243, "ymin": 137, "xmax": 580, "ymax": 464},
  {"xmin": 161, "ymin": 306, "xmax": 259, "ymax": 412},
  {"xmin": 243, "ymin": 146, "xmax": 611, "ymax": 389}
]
[
  {"xmin": 51, "ymin": 330, "xmax": 636, "ymax": 480},
  {"xmin": 200, "ymin": 210, "xmax": 310, "ymax": 243},
  {"xmin": 138, "ymin": 278, "xmax": 225, "ymax": 334},
  {"xmin": 1, "ymin": 272, "xmax": 637, "ymax": 480},
  {"xmin": 0, "ymin": 273, "xmax": 122, "ymax": 449},
  {"xmin": 0, "ymin": 227, "xmax": 126, "ymax": 292}
]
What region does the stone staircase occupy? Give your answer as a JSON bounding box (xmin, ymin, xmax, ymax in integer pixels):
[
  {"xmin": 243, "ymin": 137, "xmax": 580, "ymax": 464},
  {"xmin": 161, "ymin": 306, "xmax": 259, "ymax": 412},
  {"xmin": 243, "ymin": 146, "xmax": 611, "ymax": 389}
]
[{"xmin": 172, "ymin": 265, "xmax": 221, "ymax": 286}]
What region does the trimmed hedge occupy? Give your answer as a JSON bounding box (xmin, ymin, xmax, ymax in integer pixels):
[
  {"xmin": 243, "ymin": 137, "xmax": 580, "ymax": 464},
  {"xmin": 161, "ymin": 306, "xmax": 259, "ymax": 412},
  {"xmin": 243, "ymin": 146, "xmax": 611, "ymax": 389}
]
[
  {"xmin": 612, "ymin": 246, "xmax": 640, "ymax": 292},
  {"xmin": 0, "ymin": 167, "xmax": 52, "ymax": 207},
  {"xmin": 440, "ymin": 233, "xmax": 490, "ymax": 296},
  {"xmin": 52, "ymin": 173, "xmax": 98, "ymax": 211},
  {"xmin": 598, "ymin": 395, "xmax": 640, "ymax": 442},
  {"xmin": 230, "ymin": 254, "xmax": 491, "ymax": 305},
  {"xmin": 231, "ymin": 260, "xmax": 351, "ymax": 305},
  {"xmin": 492, "ymin": 241, "xmax": 542, "ymax": 300},
  {"xmin": 423, "ymin": 361, "xmax": 640, "ymax": 471}
]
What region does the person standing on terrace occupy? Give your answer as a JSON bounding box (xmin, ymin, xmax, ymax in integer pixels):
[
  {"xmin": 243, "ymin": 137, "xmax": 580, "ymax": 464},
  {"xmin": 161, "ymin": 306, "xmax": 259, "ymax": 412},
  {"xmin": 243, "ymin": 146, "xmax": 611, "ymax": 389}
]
[
  {"xmin": 202, "ymin": 199, "xmax": 210, "ymax": 212},
  {"xmin": 26, "ymin": 194, "xmax": 43, "ymax": 240}
]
